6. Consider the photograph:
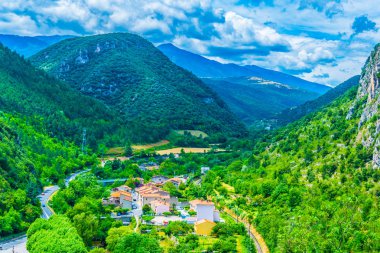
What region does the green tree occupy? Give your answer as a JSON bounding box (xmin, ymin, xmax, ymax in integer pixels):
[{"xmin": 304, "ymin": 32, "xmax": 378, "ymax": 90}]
[
  {"xmin": 26, "ymin": 216, "xmax": 87, "ymax": 253},
  {"xmin": 113, "ymin": 233, "xmax": 162, "ymax": 253}
]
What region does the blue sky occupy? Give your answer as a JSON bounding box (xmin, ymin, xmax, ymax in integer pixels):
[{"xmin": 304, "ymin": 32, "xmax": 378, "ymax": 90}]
[{"xmin": 0, "ymin": 0, "xmax": 379, "ymax": 86}]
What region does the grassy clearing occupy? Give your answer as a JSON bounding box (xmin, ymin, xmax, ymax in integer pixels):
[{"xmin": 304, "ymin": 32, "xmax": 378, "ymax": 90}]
[
  {"xmin": 174, "ymin": 130, "xmax": 209, "ymax": 138},
  {"xmin": 106, "ymin": 146, "xmax": 125, "ymax": 155},
  {"xmin": 132, "ymin": 140, "xmax": 170, "ymax": 150},
  {"xmin": 198, "ymin": 236, "xmax": 217, "ymax": 249},
  {"xmin": 156, "ymin": 147, "xmax": 212, "ymax": 155}
]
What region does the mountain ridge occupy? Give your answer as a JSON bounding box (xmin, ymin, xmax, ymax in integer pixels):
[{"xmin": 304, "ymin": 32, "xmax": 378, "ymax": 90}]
[
  {"xmin": 158, "ymin": 43, "xmax": 330, "ymax": 94},
  {"xmin": 0, "ymin": 34, "xmax": 73, "ymax": 57}
]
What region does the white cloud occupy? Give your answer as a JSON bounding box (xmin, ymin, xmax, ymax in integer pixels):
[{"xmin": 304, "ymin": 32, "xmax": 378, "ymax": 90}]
[
  {"xmin": 0, "ymin": 0, "xmax": 379, "ymax": 85},
  {"xmin": 0, "ymin": 13, "xmax": 38, "ymax": 36}
]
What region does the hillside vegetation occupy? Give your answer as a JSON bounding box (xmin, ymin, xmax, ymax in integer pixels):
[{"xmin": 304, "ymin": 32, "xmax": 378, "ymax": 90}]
[
  {"xmin": 0, "ymin": 112, "xmax": 95, "ymax": 237},
  {"xmin": 30, "ymin": 33, "xmax": 246, "ymax": 141},
  {"xmin": 0, "ymin": 44, "xmax": 121, "ymax": 147},
  {"xmin": 206, "ymin": 85, "xmax": 380, "ymax": 252},
  {"xmin": 274, "ymin": 75, "xmax": 360, "ymax": 126}
]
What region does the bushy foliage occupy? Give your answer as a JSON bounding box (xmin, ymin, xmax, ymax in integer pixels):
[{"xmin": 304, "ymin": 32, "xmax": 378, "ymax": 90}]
[{"xmin": 26, "ymin": 215, "xmax": 87, "ymax": 253}]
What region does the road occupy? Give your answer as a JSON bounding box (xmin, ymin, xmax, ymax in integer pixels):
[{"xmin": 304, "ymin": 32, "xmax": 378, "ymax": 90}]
[
  {"xmin": 131, "ymin": 192, "xmax": 142, "ymax": 232},
  {"xmin": 0, "ymin": 170, "xmax": 89, "ymax": 252},
  {"xmin": 223, "ymin": 207, "xmax": 269, "ymax": 253}
]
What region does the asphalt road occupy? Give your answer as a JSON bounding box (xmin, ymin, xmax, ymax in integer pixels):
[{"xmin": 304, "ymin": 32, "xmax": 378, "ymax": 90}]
[
  {"xmin": 0, "ymin": 170, "xmax": 89, "ymax": 252},
  {"xmin": 131, "ymin": 192, "xmax": 142, "ymax": 232}
]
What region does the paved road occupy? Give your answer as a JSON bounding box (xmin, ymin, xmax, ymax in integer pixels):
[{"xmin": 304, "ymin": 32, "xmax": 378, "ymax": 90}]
[
  {"xmin": 131, "ymin": 192, "xmax": 142, "ymax": 232},
  {"xmin": 0, "ymin": 170, "xmax": 89, "ymax": 252}
]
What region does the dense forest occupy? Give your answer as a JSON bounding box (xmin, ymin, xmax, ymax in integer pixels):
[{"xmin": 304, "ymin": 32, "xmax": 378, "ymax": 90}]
[
  {"xmin": 0, "ymin": 44, "xmax": 125, "ymax": 148},
  {"xmin": 0, "ymin": 112, "xmax": 96, "ymax": 237},
  {"xmin": 30, "ymin": 33, "xmax": 246, "ymax": 142}
]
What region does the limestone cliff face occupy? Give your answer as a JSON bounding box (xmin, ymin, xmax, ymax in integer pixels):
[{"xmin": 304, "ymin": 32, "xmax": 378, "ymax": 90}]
[{"xmin": 350, "ymin": 44, "xmax": 380, "ymax": 167}]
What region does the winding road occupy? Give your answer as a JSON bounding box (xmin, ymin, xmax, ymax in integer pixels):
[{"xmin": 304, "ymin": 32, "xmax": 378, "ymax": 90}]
[{"xmin": 0, "ymin": 170, "xmax": 89, "ymax": 252}]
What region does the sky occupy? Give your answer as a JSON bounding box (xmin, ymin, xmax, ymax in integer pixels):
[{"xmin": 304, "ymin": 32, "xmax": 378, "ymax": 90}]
[{"xmin": 0, "ymin": 0, "xmax": 380, "ymax": 86}]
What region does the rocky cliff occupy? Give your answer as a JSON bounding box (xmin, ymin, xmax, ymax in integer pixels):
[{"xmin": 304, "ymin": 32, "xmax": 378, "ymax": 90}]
[{"xmin": 349, "ymin": 44, "xmax": 380, "ymax": 167}]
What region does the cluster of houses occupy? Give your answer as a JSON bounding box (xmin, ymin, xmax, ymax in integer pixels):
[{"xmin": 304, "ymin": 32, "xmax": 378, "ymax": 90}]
[
  {"xmin": 102, "ymin": 174, "xmax": 220, "ymax": 236},
  {"xmin": 102, "ymin": 185, "xmax": 133, "ymax": 210},
  {"xmin": 136, "ymin": 182, "xmax": 177, "ymax": 214},
  {"xmin": 102, "ymin": 175, "xmax": 186, "ymax": 215}
]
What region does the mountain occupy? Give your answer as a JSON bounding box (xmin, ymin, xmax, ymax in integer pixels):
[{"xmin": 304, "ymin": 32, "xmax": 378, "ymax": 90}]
[
  {"xmin": 202, "ymin": 76, "xmax": 319, "ymax": 125},
  {"xmin": 211, "ymin": 45, "xmax": 380, "ymax": 251},
  {"xmin": 274, "ymin": 75, "xmax": 360, "ymax": 126},
  {"xmin": 30, "ymin": 33, "xmax": 246, "ymax": 141},
  {"xmin": 0, "ymin": 43, "xmax": 119, "ymax": 147},
  {"xmin": 0, "ymin": 34, "xmax": 73, "ymax": 57},
  {"xmin": 158, "ymin": 43, "xmax": 330, "ymax": 94}
]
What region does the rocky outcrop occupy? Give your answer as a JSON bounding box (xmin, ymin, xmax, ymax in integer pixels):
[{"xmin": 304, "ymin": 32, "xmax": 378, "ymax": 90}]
[{"xmin": 350, "ymin": 44, "xmax": 380, "ymax": 167}]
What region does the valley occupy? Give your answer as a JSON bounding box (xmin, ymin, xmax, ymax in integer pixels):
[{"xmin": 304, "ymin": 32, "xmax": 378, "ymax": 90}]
[{"xmin": 0, "ymin": 27, "xmax": 379, "ymax": 253}]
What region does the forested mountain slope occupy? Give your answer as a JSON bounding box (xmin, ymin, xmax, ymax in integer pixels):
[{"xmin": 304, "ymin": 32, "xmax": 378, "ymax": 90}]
[
  {"xmin": 30, "ymin": 33, "xmax": 246, "ymax": 141},
  {"xmin": 0, "ymin": 112, "xmax": 95, "ymax": 237},
  {"xmin": 0, "ymin": 44, "xmax": 120, "ymax": 147},
  {"xmin": 202, "ymin": 77, "xmax": 319, "ymax": 125},
  {"xmin": 274, "ymin": 75, "xmax": 360, "ymax": 126},
  {"xmin": 204, "ymin": 46, "xmax": 380, "ymax": 252}
]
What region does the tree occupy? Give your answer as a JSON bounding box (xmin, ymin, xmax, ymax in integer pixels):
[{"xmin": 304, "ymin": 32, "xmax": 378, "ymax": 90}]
[
  {"xmin": 288, "ymin": 188, "xmax": 302, "ymax": 208},
  {"xmin": 124, "ymin": 141, "xmax": 133, "ymax": 157},
  {"xmin": 113, "ymin": 233, "xmax": 162, "ymax": 253},
  {"xmin": 26, "ymin": 216, "xmax": 87, "ymax": 253},
  {"xmin": 106, "ymin": 226, "xmax": 133, "ymax": 252},
  {"xmin": 142, "ymin": 204, "xmax": 152, "ymax": 214},
  {"xmin": 165, "ymin": 221, "xmax": 192, "ymax": 236},
  {"xmin": 212, "ymin": 237, "xmax": 237, "ymax": 253},
  {"xmin": 73, "ymin": 213, "xmax": 99, "ymax": 246}
]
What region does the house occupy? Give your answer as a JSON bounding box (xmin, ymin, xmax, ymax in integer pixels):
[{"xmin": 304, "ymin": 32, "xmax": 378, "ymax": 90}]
[
  {"xmin": 112, "ymin": 185, "xmax": 132, "ymax": 193},
  {"xmin": 151, "ymin": 200, "xmax": 170, "ymax": 215},
  {"xmin": 139, "ymin": 162, "xmax": 159, "ymax": 171},
  {"xmin": 103, "ymin": 190, "xmax": 132, "ymax": 210},
  {"xmin": 190, "ymin": 200, "xmax": 218, "ymax": 222},
  {"xmin": 194, "ymin": 219, "xmax": 216, "ymax": 236},
  {"xmin": 165, "ymin": 177, "xmax": 183, "ymax": 188},
  {"xmin": 201, "ymin": 166, "xmax": 210, "ymax": 174},
  {"xmin": 120, "ymin": 192, "xmax": 133, "ymax": 209},
  {"xmin": 136, "ymin": 183, "xmax": 178, "ymax": 208},
  {"xmin": 151, "ymin": 175, "xmax": 169, "ymax": 184},
  {"xmin": 134, "ymin": 177, "xmax": 145, "ymax": 185}
]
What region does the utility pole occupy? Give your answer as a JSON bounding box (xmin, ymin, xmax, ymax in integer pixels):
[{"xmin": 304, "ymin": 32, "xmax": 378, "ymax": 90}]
[{"xmin": 82, "ymin": 128, "xmax": 87, "ymax": 154}]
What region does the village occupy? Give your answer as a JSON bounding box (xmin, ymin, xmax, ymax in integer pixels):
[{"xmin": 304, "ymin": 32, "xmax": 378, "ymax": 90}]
[{"xmin": 101, "ymin": 167, "xmax": 222, "ymax": 237}]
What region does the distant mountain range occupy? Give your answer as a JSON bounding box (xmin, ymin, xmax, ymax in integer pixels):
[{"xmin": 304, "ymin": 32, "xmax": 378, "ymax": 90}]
[
  {"xmin": 158, "ymin": 43, "xmax": 331, "ymax": 125},
  {"xmin": 158, "ymin": 43, "xmax": 330, "ymax": 94},
  {"xmin": 0, "ymin": 34, "xmax": 73, "ymax": 57},
  {"xmin": 202, "ymin": 76, "xmax": 319, "ymax": 125}
]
